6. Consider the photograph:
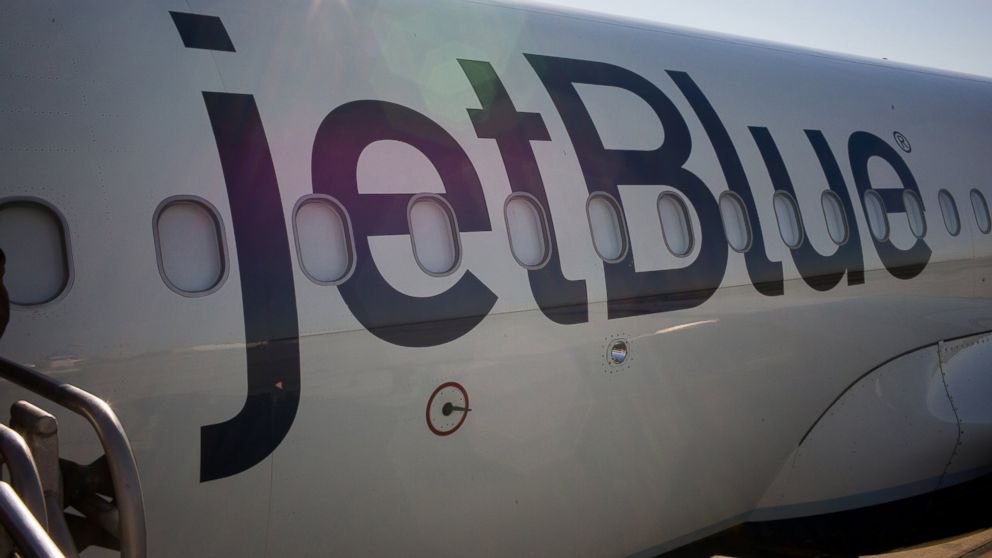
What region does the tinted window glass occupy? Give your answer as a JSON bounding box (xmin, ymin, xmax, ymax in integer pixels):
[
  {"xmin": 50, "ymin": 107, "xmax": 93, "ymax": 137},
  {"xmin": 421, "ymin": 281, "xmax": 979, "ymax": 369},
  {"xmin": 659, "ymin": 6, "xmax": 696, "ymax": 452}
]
[
  {"xmin": 971, "ymin": 189, "xmax": 990, "ymax": 234},
  {"xmin": 657, "ymin": 193, "xmax": 693, "ymax": 257},
  {"xmin": 505, "ymin": 194, "xmax": 549, "ymax": 268},
  {"xmin": 820, "ymin": 191, "xmax": 849, "ymax": 245},
  {"xmin": 409, "ymin": 196, "xmax": 460, "ymax": 275},
  {"xmin": 0, "ymin": 201, "xmax": 70, "ymax": 305},
  {"xmin": 863, "ymin": 190, "xmax": 890, "ymax": 241},
  {"xmin": 719, "ymin": 192, "xmax": 751, "ymax": 253},
  {"xmin": 156, "ymin": 198, "xmax": 226, "ymax": 295},
  {"xmin": 294, "ymin": 196, "xmax": 354, "ymax": 284},
  {"xmin": 939, "ymin": 190, "xmax": 960, "ymax": 236},
  {"xmin": 587, "ymin": 194, "xmax": 626, "ymax": 262},
  {"xmin": 903, "ymin": 190, "xmax": 927, "ymax": 239},
  {"xmin": 773, "ymin": 192, "xmax": 804, "ymax": 249}
]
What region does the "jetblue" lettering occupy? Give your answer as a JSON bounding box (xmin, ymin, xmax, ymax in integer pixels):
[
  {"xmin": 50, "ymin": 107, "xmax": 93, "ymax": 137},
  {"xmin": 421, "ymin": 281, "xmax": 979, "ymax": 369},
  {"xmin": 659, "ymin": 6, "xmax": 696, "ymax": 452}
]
[{"xmin": 202, "ymin": 53, "xmax": 929, "ymax": 480}]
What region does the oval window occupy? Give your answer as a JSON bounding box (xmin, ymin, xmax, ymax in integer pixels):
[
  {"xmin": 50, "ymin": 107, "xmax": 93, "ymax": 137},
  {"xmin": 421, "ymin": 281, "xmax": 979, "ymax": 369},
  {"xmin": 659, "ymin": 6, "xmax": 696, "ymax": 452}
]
[
  {"xmin": 820, "ymin": 190, "xmax": 849, "ymax": 245},
  {"xmin": 0, "ymin": 200, "xmax": 71, "ymax": 305},
  {"xmin": 903, "ymin": 190, "xmax": 927, "ymax": 239},
  {"xmin": 293, "ymin": 196, "xmax": 354, "ymax": 284},
  {"xmin": 773, "ymin": 192, "xmax": 804, "ymax": 249},
  {"xmin": 408, "ymin": 196, "xmax": 460, "ymax": 276},
  {"xmin": 657, "ymin": 192, "xmax": 693, "ymax": 257},
  {"xmin": 504, "ymin": 194, "xmax": 549, "ymax": 268},
  {"xmin": 155, "ymin": 197, "xmax": 227, "ymax": 295},
  {"xmin": 863, "ymin": 190, "xmax": 890, "ymax": 241},
  {"xmin": 970, "ymin": 189, "xmax": 990, "ymax": 234},
  {"xmin": 719, "ymin": 192, "xmax": 751, "ymax": 253},
  {"xmin": 586, "ymin": 193, "xmax": 627, "ymax": 262},
  {"xmin": 938, "ymin": 189, "xmax": 960, "ymax": 236}
]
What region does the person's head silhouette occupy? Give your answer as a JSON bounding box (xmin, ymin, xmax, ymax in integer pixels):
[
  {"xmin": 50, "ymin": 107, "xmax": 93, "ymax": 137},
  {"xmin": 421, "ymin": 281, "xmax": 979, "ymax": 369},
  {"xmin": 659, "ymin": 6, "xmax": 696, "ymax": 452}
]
[{"xmin": 0, "ymin": 248, "xmax": 8, "ymax": 339}]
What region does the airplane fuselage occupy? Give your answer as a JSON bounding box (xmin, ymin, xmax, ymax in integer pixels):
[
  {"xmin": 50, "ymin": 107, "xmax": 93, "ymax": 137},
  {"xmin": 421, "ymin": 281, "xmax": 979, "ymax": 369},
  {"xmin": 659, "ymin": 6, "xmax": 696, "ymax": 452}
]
[{"xmin": 2, "ymin": 1, "xmax": 992, "ymax": 556}]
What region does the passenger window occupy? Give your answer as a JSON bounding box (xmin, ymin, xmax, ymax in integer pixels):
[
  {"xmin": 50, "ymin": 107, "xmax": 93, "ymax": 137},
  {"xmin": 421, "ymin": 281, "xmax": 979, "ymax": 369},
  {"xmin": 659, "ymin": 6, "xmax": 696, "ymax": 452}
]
[
  {"xmin": 938, "ymin": 189, "xmax": 961, "ymax": 236},
  {"xmin": 0, "ymin": 200, "xmax": 71, "ymax": 305},
  {"xmin": 657, "ymin": 192, "xmax": 693, "ymax": 257},
  {"xmin": 903, "ymin": 190, "xmax": 927, "ymax": 239},
  {"xmin": 970, "ymin": 189, "xmax": 990, "ymax": 234},
  {"xmin": 293, "ymin": 195, "xmax": 354, "ymax": 284},
  {"xmin": 586, "ymin": 193, "xmax": 627, "ymax": 262},
  {"xmin": 504, "ymin": 194, "xmax": 550, "ymax": 268},
  {"xmin": 820, "ymin": 191, "xmax": 849, "ymax": 245},
  {"xmin": 773, "ymin": 192, "xmax": 804, "ymax": 249},
  {"xmin": 719, "ymin": 192, "xmax": 751, "ymax": 253},
  {"xmin": 155, "ymin": 197, "xmax": 227, "ymax": 295},
  {"xmin": 408, "ymin": 195, "xmax": 460, "ymax": 276},
  {"xmin": 863, "ymin": 190, "xmax": 890, "ymax": 241}
]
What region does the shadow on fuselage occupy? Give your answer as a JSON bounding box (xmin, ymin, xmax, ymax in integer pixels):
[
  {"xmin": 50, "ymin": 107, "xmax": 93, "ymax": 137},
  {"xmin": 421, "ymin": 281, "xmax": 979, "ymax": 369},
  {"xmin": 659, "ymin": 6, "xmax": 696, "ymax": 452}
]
[
  {"xmin": 0, "ymin": 248, "xmax": 8, "ymax": 339},
  {"xmin": 660, "ymin": 473, "xmax": 992, "ymax": 558}
]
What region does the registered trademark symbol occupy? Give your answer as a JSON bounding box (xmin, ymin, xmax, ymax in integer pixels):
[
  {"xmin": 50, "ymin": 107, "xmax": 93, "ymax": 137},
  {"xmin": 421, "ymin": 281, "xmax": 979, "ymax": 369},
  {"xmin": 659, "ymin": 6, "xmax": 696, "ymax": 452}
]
[{"xmin": 893, "ymin": 131, "xmax": 911, "ymax": 153}]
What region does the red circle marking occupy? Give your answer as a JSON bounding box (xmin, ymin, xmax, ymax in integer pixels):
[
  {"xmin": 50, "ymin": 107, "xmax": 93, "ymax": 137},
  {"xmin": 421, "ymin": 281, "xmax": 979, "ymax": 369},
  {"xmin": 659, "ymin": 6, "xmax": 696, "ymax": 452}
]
[{"xmin": 426, "ymin": 381, "xmax": 469, "ymax": 437}]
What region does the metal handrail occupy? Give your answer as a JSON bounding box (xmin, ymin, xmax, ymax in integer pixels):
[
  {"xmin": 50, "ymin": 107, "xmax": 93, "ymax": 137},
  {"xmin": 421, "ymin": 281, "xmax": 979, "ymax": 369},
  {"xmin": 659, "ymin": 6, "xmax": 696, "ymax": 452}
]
[
  {"xmin": 0, "ymin": 357, "xmax": 145, "ymax": 558},
  {"xmin": 0, "ymin": 482, "xmax": 65, "ymax": 558},
  {"xmin": 0, "ymin": 425, "xmax": 47, "ymax": 527}
]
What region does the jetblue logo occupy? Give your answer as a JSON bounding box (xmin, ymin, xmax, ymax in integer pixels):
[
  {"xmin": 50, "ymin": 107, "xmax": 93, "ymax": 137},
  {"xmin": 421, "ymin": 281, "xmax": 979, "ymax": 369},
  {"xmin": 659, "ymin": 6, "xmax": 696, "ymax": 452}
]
[
  {"xmin": 307, "ymin": 56, "xmax": 928, "ymax": 344},
  {"xmin": 172, "ymin": 12, "xmax": 930, "ymax": 480}
]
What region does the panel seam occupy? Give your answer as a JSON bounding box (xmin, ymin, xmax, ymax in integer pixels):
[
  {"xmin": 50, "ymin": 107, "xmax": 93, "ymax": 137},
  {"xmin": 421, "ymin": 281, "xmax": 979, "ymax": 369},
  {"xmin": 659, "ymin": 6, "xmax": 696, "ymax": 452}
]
[{"xmin": 936, "ymin": 340, "xmax": 964, "ymax": 488}]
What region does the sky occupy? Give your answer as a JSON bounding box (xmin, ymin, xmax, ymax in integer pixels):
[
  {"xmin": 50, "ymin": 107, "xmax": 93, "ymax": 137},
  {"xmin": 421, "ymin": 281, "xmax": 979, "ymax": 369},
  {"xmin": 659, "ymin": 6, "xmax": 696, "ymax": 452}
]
[{"xmin": 530, "ymin": 0, "xmax": 992, "ymax": 79}]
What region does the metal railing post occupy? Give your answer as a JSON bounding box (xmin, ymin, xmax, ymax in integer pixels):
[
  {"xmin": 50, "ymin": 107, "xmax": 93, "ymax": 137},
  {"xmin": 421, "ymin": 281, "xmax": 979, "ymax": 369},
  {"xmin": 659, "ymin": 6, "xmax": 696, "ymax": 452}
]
[{"xmin": 0, "ymin": 357, "xmax": 145, "ymax": 558}]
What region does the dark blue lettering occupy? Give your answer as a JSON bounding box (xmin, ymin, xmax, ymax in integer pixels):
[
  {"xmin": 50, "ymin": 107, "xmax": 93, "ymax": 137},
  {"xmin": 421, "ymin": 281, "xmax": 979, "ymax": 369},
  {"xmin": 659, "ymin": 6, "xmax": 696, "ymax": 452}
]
[
  {"xmin": 751, "ymin": 128, "xmax": 865, "ymax": 290},
  {"xmin": 526, "ymin": 55, "xmax": 727, "ymax": 318},
  {"xmin": 459, "ymin": 59, "xmax": 588, "ymax": 325},
  {"xmin": 311, "ymin": 101, "xmax": 497, "ymax": 347},
  {"xmin": 200, "ymin": 92, "xmax": 300, "ymax": 482},
  {"xmin": 670, "ymin": 72, "xmax": 785, "ymax": 296},
  {"xmin": 848, "ymin": 131, "xmax": 931, "ymax": 279}
]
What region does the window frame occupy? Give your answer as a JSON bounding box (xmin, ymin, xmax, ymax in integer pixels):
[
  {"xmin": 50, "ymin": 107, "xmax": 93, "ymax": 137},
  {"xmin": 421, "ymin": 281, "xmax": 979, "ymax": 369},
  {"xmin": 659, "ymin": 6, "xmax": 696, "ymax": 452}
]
[
  {"xmin": 819, "ymin": 190, "xmax": 850, "ymax": 246},
  {"xmin": 719, "ymin": 191, "xmax": 753, "ymax": 254},
  {"xmin": 585, "ymin": 191, "xmax": 629, "ymax": 264},
  {"xmin": 772, "ymin": 190, "xmax": 806, "ymax": 250},
  {"xmin": 862, "ymin": 189, "xmax": 891, "ymax": 242},
  {"xmin": 970, "ymin": 188, "xmax": 991, "ymax": 234},
  {"xmin": 292, "ymin": 194, "xmax": 356, "ymax": 285},
  {"xmin": 0, "ymin": 196, "xmax": 74, "ymax": 308},
  {"xmin": 406, "ymin": 193, "xmax": 463, "ymax": 277},
  {"xmin": 656, "ymin": 191, "xmax": 695, "ymax": 258},
  {"xmin": 152, "ymin": 195, "xmax": 230, "ymax": 297},
  {"xmin": 902, "ymin": 189, "xmax": 928, "ymax": 239},
  {"xmin": 938, "ymin": 189, "xmax": 961, "ymax": 237},
  {"xmin": 503, "ymin": 192, "xmax": 552, "ymax": 270}
]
